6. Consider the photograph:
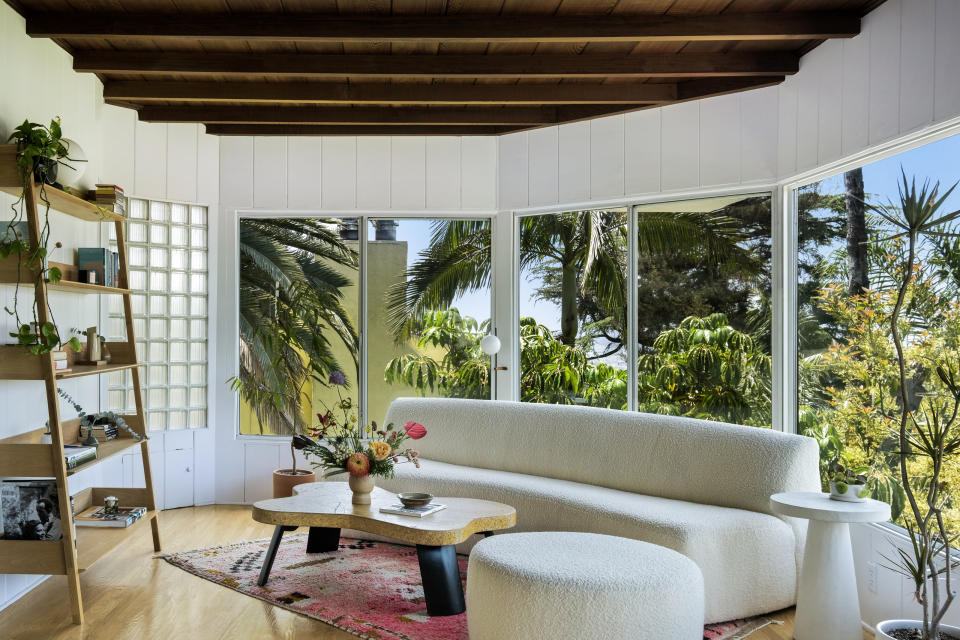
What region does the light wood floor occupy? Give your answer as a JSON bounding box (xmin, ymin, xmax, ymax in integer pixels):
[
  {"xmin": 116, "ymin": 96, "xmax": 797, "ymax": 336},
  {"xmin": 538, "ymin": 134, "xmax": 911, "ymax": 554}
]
[{"xmin": 0, "ymin": 505, "xmax": 871, "ymax": 640}]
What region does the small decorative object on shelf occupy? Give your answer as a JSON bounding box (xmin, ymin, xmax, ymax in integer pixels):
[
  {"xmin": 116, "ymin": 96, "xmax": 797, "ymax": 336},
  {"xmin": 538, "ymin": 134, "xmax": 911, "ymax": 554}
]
[
  {"xmin": 103, "ymin": 495, "xmax": 119, "ymax": 515},
  {"xmin": 56, "ymin": 388, "xmax": 146, "ymax": 442},
  {"xmin": 297, "ymin": 370, "xmax": 427, "ymax": 505},
  {"xmin": 99, "ymin": 336, "xmax": 112, "ymax": 363}
]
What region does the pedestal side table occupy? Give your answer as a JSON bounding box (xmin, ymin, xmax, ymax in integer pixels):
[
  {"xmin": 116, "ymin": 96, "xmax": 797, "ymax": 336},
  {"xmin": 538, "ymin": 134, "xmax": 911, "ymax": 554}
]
[{"xmin": 770, "ymin": 491, "xmax": 890, "ymax": 640}]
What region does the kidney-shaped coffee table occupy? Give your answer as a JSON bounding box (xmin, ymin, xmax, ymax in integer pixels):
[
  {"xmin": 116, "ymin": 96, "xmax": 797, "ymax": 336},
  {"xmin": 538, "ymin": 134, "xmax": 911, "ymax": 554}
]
[{"xmin": 251, "ymin": 481, "xmax": 516, "ymax": 616}]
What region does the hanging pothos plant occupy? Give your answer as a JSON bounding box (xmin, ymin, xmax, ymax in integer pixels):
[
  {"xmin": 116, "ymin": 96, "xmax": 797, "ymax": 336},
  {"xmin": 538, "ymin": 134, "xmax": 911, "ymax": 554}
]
[{"xmin": 3, "ymin": 118, "xmax": 83, "ymax": 355}]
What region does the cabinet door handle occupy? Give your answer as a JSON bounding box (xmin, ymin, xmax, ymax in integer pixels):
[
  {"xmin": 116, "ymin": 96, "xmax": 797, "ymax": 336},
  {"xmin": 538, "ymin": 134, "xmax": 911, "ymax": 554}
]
[{"xmin": 186, "ymin": 466, "xmax": 191, "ymax": 472}]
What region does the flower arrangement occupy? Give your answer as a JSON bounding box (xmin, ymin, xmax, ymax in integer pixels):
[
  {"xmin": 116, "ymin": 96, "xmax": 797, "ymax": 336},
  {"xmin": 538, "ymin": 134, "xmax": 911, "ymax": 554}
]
[{"xmin": 294, "ymin": 371, "xmax": 426, "ymax": 480}]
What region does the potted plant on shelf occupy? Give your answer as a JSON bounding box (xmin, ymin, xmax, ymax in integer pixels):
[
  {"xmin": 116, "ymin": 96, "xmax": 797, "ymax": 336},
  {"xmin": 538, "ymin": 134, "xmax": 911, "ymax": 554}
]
[
  {"xmin": 297, "ymin": 370, "xmax": 426, "ymax": 505},
  {"xmin": 3, "ymin": 118, "xmax": 85, "ymax": 355},
  {"xmin": 869, "ymin": 173, "xmax": 960, "ymax": 640}
]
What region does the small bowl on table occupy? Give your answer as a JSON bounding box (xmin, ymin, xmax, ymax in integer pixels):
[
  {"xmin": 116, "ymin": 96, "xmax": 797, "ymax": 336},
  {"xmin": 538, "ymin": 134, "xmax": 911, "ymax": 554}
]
[{"xmin": 398, "ymin": 492, "xmax": 433, "ymax": 508}]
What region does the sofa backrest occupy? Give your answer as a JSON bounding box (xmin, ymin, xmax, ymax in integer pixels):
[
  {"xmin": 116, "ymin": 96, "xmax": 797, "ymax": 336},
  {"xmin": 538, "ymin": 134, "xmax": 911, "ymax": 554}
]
[{"xmin": 385, "ymin": 398, "xmax": 821, "ymax": 517}]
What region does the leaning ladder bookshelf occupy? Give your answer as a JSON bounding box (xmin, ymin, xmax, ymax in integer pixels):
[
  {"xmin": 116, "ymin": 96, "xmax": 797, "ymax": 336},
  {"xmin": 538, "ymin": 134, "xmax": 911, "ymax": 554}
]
[{"xmin": 0, "ymin": 144, "xmax": 160, "ymax": 624}]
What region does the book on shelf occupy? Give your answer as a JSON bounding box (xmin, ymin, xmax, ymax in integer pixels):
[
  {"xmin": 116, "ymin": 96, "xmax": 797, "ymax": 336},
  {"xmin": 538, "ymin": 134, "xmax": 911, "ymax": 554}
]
[
  {"xmin": 0, "ymin": 478, "xmax": 64, "ymax": 540},
  {"xmin": 378, "ymin": 503, "xmax": 447, "ymax": 518},
  {"xmin": 77, "ymin": 247, "xmax": 119, "ymax": 287},
  {"xmin": 63, "ymin": 445, "xmax": 97, "ymax": 469},
  {"xmin": 74, "ymin": 505, "xmax": 146, "ymax": 528},
  {"xmin": 51, "ymin": 350, "xmax": 67, "ymax": 361},
  {"xmin": 53, "ymin": 360, "xmax": 70, "ymax": 371}
]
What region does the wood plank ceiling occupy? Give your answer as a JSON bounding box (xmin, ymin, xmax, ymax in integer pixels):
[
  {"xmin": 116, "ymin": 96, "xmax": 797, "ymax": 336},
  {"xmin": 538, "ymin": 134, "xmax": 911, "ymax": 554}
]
[{"xmin": 5, "ymin": 0, "xmax": 884, "ymax": 137}]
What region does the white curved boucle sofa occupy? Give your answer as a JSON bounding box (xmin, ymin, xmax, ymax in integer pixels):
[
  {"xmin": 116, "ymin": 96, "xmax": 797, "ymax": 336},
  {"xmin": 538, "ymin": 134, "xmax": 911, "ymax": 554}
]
[{"xmin": 378, "ymin": 398, "xmax": 821, "ymax": 623}]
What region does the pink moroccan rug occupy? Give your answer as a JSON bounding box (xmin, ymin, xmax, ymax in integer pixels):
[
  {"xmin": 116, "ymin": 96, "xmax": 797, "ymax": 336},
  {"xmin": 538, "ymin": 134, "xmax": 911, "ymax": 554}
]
[{"xmin": 162, "ymin": 533, "xmax": 781, "ymax": 640}]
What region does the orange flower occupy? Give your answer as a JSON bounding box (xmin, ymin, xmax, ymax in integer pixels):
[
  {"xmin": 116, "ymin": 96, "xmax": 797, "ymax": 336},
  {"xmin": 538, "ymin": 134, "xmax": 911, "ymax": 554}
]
[{"xmin": 370, "ymin": 441, "xmax": 392, "ymax": 461}]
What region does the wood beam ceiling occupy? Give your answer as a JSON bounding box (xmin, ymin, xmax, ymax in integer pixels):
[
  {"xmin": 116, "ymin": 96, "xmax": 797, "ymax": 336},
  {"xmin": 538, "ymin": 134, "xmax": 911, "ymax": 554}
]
[
  {"xmin": 27, "ymin": 12, "xmax": 860, "ymax": 43},
  {"xmin": 203, "ymin": 125, "xmax": 522, "ymax": 136},
  {"xmin": 73, "ymin": 52, "xmax": 798, "ymax": 78}
]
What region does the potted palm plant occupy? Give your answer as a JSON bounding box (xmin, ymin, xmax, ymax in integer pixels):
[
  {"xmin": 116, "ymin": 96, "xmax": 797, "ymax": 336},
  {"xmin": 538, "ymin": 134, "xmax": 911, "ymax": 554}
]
[
  {"xmin": 870, "ymin": 172, "xmax": 960, "ymax": 640},
  {"xmin": 273, "ymin": 433, "xmax": 316, "ymax": 498}
]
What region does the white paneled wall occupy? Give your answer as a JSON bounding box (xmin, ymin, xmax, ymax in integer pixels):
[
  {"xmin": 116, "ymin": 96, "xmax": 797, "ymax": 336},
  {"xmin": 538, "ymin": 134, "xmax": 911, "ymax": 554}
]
[
  {"xmin": 498, "ymin": 0, "xmax": 960, "ymax": 210},
  {"xmin": 0, "ymin": 2, "xmax": 219, "ymax": 612}
]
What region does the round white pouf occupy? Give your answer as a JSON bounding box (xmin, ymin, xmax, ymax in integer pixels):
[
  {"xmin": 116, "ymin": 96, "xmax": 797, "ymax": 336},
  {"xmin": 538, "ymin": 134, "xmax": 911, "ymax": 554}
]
[{"xmin": 466, "ymin": 532, "xmax": 704, "ymax": 640}]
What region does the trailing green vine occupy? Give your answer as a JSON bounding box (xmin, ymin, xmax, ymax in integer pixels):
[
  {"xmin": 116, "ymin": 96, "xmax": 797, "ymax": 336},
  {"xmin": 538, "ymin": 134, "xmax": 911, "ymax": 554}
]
[{"xmin": 3, "ymin": 119, "xmax": 83, "ymax": 355}]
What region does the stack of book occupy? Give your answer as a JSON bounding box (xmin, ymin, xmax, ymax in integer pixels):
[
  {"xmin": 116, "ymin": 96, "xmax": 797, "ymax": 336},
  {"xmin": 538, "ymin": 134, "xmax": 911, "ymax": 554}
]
[
  {"xmin": 63, "ymin": 444, "xmax": 97, "ymax": 470},
  {"xmin": 75, "ymin": 505, "xmax": 146, "ymax": 528},
  {"xmin": 51, "ymin": 349, "xmax": 70, "ymax": 372},
  {"xmin": 90, "ymin": 184, "xmax": 126, "ymax": 217},
  {"xmin": 77, "ymin": 247, "xmax": 119, "ymax": 287}
]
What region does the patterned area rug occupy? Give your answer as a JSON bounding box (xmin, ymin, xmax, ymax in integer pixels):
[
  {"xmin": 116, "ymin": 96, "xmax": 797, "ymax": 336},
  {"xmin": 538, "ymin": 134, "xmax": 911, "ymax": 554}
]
[{"xmin": 162, "ymin": 533, "xmax": 781, "ymax": 640}]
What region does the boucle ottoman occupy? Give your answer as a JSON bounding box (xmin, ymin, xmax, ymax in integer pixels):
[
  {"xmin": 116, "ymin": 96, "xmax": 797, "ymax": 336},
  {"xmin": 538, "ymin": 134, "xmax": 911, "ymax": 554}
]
[{"xmin": 466, "ymin": 532, "xmax": 705, "ymax": 640}]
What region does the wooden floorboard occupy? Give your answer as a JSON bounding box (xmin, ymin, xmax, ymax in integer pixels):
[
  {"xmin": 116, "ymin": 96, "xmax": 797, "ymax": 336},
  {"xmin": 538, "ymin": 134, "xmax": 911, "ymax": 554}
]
[{"xmin": 0, "ymin": 504, "xmax": 873, "ymax": 639}]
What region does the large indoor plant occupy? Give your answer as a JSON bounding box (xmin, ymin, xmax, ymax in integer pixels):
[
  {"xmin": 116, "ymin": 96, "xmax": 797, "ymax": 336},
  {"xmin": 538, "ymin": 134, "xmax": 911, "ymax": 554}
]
[
  {"xmin": 3, "ymin": 118, "xmax": 84, "ymax": 355},
  {"xmin": 873, "ymin": 173, "xmax": 960, "ymax": 640},
  {"xmin": 298, "ymin": 370, "xmax": 426, "ymax": 505}
]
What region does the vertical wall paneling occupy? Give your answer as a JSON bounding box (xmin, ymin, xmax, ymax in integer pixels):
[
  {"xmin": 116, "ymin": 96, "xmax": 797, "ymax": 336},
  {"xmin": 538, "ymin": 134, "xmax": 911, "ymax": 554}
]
[
  {"xmin": 739, "ymin": 87, "xmax": 778, "ymax": 183},
  {"xmin": 134, "ymin": 121, "xmax": 168, "ymax": 200},
  {"xmin": 166, "ymin": 123, "xmax": 199, "ymax": 203},
  {"xmin": 557, "ymin": 121, "xmax": 590, "ymax": 204},
  {"xmin": 624, "ymin": 109, "xmax": 661, "ymax": 195},
  {"xmin": 816, "ymin": 42, "xmax": 844, "ymax": 166},
  {"xmin": 243, "ymin": 445, "xmax": 281, "ymax": 504},
  {"xmin": 699, "ymin": 95, "xmax": 741, "ymax": 187},
  {"xmin": 321, "ymin": 136, "xmax": 358, "ymax": 210},
  {"xmin": 777, "ymin": 80, "xmax": 799, "ymax": 178},
  {"xmin": 355, "ymin": 136, "xmax": 391, "ymax": 210},
  {"xmin": 795, "ymin": 48, "xmax": 822, "ymax": 171},
  {"xmin": 218, "ymin": 136, "xmax": 255, "ymax": 209},
  {"xmin": 252, "ymin": 136, "xmax": 287, "ymax": 209},
  {"xmin": 660, "ymin": 101, "xmax": 700, "ymax": 192},
  {"xmin": 841, "ymin": 29, "xmax": 871, "ymax": 156},
  {"xmin": 426, "ymin": 137, "xmax": 461, "ymax": 209},
  {"xmin": 590, "ymin": 115, "xmax": 625, "ymax": 199},
  {"xmin": 100, "ymin": 106, "xmax": 137, "ymax": 190},
  {"xmin": 498, "ymin": 132, "xmax": 529, "ymax": 210},
  {"xmin": 527, "ymin": 127, "xmax": 559, "ymax": 207},
  {"xmin": 460, "ymin": 136, "xmax": 497, "ymax": 210},
  {"xmin": 867, "ymin": 0, "xmax": 902, "ymax": 145},
  {"xmin": 196, "ymin": 132, "xmax": 220, "ymax": 206},
  {"xmin": 899, "ymin": 0, "xmax": 936, "ymax": 133},
  {"xmin": 285, "ymin": 137, "xmax": 323, "ymax": 209},
  {"xmin": 164, "ymin": 449, "xmax": 194, "ymax": 509},
  {"xmin": 934, "ymin": 0, "xmax": 960, "ymax": 122},
  {"xmin": 390, "ymin": 136, "xmax": 426, "ymax": 210}
]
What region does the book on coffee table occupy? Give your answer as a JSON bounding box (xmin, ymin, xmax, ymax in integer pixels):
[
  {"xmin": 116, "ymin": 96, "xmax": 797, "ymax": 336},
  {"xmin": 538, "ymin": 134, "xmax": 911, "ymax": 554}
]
[
  {"xmin": 379, "ymin": 503, "xmax": 447, "ymax": 518},
  {"xmin": 75, "ymin": 506, "xmax": 146, "ymax": 528}
]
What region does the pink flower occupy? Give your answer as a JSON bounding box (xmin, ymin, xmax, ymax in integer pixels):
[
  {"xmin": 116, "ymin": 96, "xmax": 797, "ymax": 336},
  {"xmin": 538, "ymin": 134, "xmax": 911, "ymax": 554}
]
[{"xmin": 403, "ymin": 421, "xmax": 427, "ymax": 440}]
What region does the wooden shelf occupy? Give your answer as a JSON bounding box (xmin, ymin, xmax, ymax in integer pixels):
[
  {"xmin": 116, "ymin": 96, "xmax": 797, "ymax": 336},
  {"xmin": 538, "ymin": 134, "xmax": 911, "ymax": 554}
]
[
  {"xmin": 56, "ymin": 361, "xmax": 139, "ymax": 380},
  {"xmin": 0, "ymin": 278, "xmax": 130, "ymax": 295},
  {"xmin": 0, "ymin": 343, "xmax": 138, "ymax": 380},
  {"xmin": 0, "ymin": 145, "xmax": 123, "ymax": 222},
  {"xmin": 77, "ymin": 512, "xmax": 157, "ymax": 572}
]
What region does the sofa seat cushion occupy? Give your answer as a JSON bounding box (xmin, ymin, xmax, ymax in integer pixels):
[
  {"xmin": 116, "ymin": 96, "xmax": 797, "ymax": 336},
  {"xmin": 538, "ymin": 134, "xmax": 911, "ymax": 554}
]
[{"xmin": 378, "ymin": 459, "xmax": 798, "ymax": 623}]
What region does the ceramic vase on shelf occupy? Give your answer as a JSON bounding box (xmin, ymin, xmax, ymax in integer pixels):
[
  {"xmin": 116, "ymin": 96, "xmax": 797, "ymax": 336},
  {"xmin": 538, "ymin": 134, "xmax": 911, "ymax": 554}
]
[{"xmin": 349, "ymin": 474, "xmax": 375, "ymax": 505}]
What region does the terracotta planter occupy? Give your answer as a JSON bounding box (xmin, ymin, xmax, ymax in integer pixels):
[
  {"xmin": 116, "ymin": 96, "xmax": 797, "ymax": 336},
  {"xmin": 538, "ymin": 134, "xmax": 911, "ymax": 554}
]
[
  {"xmin": 272, "ymin": 469, "xmax": 316, "ymax": 498},
  {"xmin": 348, "ymin": 474, "xmax": 375, "ymax": 505},
  {"xmin": 876, "ymin": 619, "xmax": 960, "ymax": 640}
]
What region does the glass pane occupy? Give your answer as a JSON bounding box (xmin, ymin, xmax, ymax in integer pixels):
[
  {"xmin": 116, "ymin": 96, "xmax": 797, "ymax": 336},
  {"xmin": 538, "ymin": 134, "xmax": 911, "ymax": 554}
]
[
  {"xmin": 171, "ymin": 249, "xmax": 188, "ymax": 270},
  {"xmin": 189, "ymin": 409, "xmax": 206, "ymax": 428},
  {"xmin": 190, "ymin": 273, "xmax": 207, "ymax": 294},
  {"xmin": 170, "ymin": 341, "xmax": 187, "ymax": 362},
  {"xmin": 190, "ymin": 364, "xmax": 206, "ymax": 385},
  {"xmin": 190, "ymin": 206, "xmax": 206, "ymax": 226},
  {"xmin": 189, "ymin": 342, "xmax": 206, "ymax": 361},
  {"xmin": 129, "ymin": 269, "xmax": 146, "ymax": 290},
  {"xmin": 133, "ymin": 317, "xmax": 146, "ymax": 339},
  {"xmin": 149, "ymin": 271, "xmax": 168, "ymax": 292},
  {"xmin": 189, "ymin": 296, "xmax": 206, "ymax": 317},
  {"xmin": 149, "ymin": 318, "xmax": 167, "ymax": 338},
  {"xmin": 169, "ymin": 387, "xmax": 187, "ymax": 408},
  {"xmin": 796, "ymin": 133, "xmax": 960, "ymax": 531},
  {"xmin": 108, "ymin": 317, "xmax": 125, "ymax": 340},
  {"xmin": 171, "ymin": 203, "xmax": 188, "ymax": 224},
  {"xmin": 149, "ymin": 388, "xmax": 166, "ymax": 409},
  {"xmin": 190, "ymin": 387, "xmax": 206, "ymax": 407},
  {"xmin": 191, "ymin": 227, "xmax": 207, "ymax": 248},
  {"xmin": 190, "ymin": 251, "xmax": 206, "ymax": 271},
  {"xmin": 518, "ymin": 210, "xmax": 628, "ymax": 409},
  {"xmin": 634, "ymin": 196, "xmax": 772, "ymax": 426},
  {"xmin": 189, "ymin": 319, "xmax": 206, "ymax": 338},
  {"xmin": 150, "ymin": 223, "xmax": 168, "ymax": 244},
  {"xmin": 171, "ymin": 271, "xmax": 187, "ymax": 293},
  {"xmin": 171, "ymin": 226, "xmax": 188, "ymax": 247},
  {"xmin": 148, "ymin": 342, "xmax": 166, "ymax": 363},
  {"xmin": 150, "ymin": 294, "xmax": 167, "ymax": 316},
  {"xmin": 170, "ymin": 364, "xmax": 188, "ymax": 384},
  {"xmin": 128, "ymin": 222, "xmax": 147, "ymax": 243},
  {"xmin": 170, "ymin": 318, "xmax": 188, "ymax": 338},
  {"xmin": 238, "ymin": 217, "xmax": 360, "ymax": 436},
  {"xmin": 129, "ymin": 199, "xmax": 147, "ymax": 219},
  {"xmin": 149, "ymin": 411, "xmax": 166, "ymax": 430},
  {"xmin": 131, "ymin": 294, "xmax": 147, "ymax": 315},
  {"xmin": 128, "ymin": 246, "xmax": 147, "ymax": 267},
  {"xmin": 367, "ymin": 218, "xmax": 493, "ymax": 425},
  {"xmin": 149, "ymin": 365, "xmax": 167, "ymax": 386},
  {"xmin": 150, "ymin": 247, "xmax": 168, "ymax": 269},
  {"xmin": 168, "ymin": 411, "xmax": 187, "ymax": 430},
  {"xmin": 150, "ymin": 201, "xmax": 168, "ymax": 222},
  {"xmin": 170, "ymin": 295, "xmax": 188, "ymax": 316}
]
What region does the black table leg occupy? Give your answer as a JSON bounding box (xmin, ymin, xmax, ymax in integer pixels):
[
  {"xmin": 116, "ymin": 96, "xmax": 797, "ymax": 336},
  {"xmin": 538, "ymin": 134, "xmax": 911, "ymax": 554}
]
[
  {"xmin": 306, "ymin": 526, "xmax": 341, "ymax": 553},
  {"xmin": 257, "ymin": 525, "xmax": 297, "ymax": 586},
  {"xmin": 416, "ymin": 544, "xmax": 465, "ymax": 616}
]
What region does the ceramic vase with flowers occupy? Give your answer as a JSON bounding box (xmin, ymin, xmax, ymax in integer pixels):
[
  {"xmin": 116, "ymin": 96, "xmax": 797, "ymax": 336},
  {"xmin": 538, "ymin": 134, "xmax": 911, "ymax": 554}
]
[{"xmin": 297, "ymin": 370, "xmax": 427, "ymax": 505}]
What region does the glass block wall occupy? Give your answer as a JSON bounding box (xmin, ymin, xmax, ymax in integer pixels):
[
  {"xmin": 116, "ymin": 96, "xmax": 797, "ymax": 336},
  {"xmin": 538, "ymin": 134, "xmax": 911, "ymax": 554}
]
[{"xmin": 107, "ymin": 198, "xmax": 209, "ymax": 431}]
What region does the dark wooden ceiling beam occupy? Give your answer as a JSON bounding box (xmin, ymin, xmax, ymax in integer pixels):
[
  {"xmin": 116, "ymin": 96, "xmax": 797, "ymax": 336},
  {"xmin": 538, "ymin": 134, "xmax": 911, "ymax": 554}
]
[
  {"xmin": 676, "ymin": 77, "xmax": 787, "ymax": 101},
  {"xmin": 103, "ymin": 80, "xmax": 678, "ymax": 105},
  {"xmin": 135, "ymin": 104, "xmax": 627, "ymax": 125},
  {"xmin": 204, "ymin": 124, "xmax": 523, "ymax": 136},
  {"xmin": 74, "ymin": 52, "xmax": 798, "ymax": 78},
  {"xmin": 27, "ymin": 11, "xmax": 860, "ymax": 42}
]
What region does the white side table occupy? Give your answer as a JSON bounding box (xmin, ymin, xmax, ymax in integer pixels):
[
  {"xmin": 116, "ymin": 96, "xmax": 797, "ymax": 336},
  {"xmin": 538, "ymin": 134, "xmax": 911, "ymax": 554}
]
[{"xmin": 770, "ymin": 491, "xmax": 890, "ymax": 640}]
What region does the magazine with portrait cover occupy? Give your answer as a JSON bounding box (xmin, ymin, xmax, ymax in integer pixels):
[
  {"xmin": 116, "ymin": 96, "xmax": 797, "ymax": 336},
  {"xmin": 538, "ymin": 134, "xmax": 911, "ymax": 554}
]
[{"xmin": 0, "ymin": 479, "xmax": 63, "ymax": 540}]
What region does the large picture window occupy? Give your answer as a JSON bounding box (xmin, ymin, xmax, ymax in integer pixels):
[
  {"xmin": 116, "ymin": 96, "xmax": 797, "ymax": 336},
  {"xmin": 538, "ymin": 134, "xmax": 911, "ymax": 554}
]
[
  {"xmin": 236, "ymin": 216, "xmax": 491, "ymax": 436},
  {"xmin": 796, "ymin": 132, "xmax": 960, "ymax": 528}
]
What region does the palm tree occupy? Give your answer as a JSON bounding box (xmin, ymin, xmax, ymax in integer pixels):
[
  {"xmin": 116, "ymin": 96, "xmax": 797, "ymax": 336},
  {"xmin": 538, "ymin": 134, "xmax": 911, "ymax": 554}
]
[
  {"xmin": 235, "ymin": 218, "xmax": 359, "ymax": 435},
  {"xmin": 385, "ymin": 209, "xmax": 756, "ymax": 350}
]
